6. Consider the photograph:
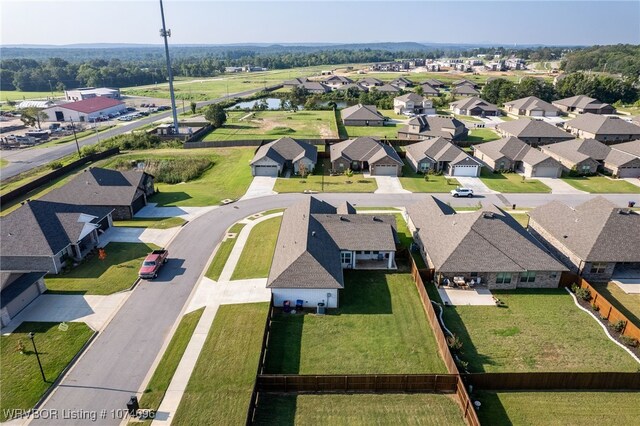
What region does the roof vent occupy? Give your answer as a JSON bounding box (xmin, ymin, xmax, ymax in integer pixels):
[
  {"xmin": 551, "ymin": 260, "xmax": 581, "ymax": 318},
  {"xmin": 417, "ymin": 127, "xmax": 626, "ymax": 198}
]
[
  {"xmin": 563, "ymin": 235, "xmax": 568, "ymax": 239},
  {"xmin": 340, "ymin": 216, "xmax": 349, "ymax": 222},
  {"xmin": 373, "ymin": 216, "xmax": 382, "ymax": 222},
  {"xmin": 483, "ymin": 211, "xmax": 494, "ymax": 218},
  {"xmin": 311, "ymin": 231, "xmax": 316, "ymax": 237},
  {"xmin": 618, "ymin": 208, "xmax": 631, "ymax": 215}
]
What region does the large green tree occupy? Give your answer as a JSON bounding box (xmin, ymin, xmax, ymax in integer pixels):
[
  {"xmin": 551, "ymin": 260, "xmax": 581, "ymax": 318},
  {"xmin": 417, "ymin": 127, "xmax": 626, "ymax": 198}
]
[
  {"xmin": 20, "ymin": 107, "xmax": 49, "ymax": 129},
  {"xmin": 481, "ymin": 78, "xmax": 518, "ymax": 105},
  {"xmin": 204, "ymin": 104, "xmax": 227, "ymax": 128}
]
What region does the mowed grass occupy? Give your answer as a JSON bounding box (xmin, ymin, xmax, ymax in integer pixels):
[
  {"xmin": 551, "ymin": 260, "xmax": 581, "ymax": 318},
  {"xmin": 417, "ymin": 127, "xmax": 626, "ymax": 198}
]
[
  {"xmin": 133, "ymin": 308, "xmax": 204, "ymax": 426},
  {"xmin": 172, "ymin": 303, "xmax": 269, "ymax": 426},
  {"xmin": 591, "ymin": 282, "xmax": 640, "ymax": 328},
  {"xmin": 562, "ymin": 175, "xmax": 640, "ymax": 193},
  {"xmin": 476, "ymin": 391, "xmax": 640, "ymax": 426},
  {"xmin": 114, "ymin": 217, "xmax": 186, "ymax": 229},
  {"xmin": 45, "ymin": 242, "xmax": 157, "ymax": 295},
  {"xmin": 466, "ymin": 127, "xmax": 500, "ymax": 143},
  {"xmin": 508, "ymin": 212, "xmax": 530, "ymax": 227},
  {"xmin": 1, "ymin": 322, "xmax": 94, "ymax": 421},
  {"xmin": 265, "ymin": 271, "xmax": 447, "ymax": 374},
  {"xmin": 274, "ymin": 158, "xmax": 377, "ymax": 193},
  {"xmin": 205, "ymin": 223, "xmax": 246, "ymax": 281},
  {"xmin": 399, "ymin": 160, "xmax": 460, "ymax": 192},
  {"xmin": 100, "ymin": 148, "xmax": 254, "ymax": 206},
  {"xmin": 339, "ymin": 122, "xmax": 400, "ymax": 138},
  {"xmin": 254, "ymin": 394, "xmax": 465, "ymax": 425},
  {"xmin": 480, "ymin": 169, "xmax": 551, "ymax": 193},
  {"xmin": 203, "ymin": 110, "xmax": 338, "ymax": 141},
  {"xmin": 441, "ymin": 289, "xmax": 640, "ymax": 372},
  {"xmin": 1, "ymin": 90, "xmax": 64, "ymax": 102},
  {"xmin": 231, "ymin": 216, "xmax": 282, "ymax": 280}
]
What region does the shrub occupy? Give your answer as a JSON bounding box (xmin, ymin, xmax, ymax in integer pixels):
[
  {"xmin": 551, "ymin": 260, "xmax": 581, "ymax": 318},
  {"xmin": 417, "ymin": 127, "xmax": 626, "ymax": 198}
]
[
  {"xmin": 143, "ymin": 158, "xmax": 212, "ymax": 184},
  {"xmin": 575, "ymin": 287, "xmax": 591, "ymax": 301},
  {"xmin": 610, "ymin": 320, "xmax": 626, "ymax": 333},
  {"xmin": 446, "ymin": 334, "xmax": 463, "ymax": 351},
  {"xmin": 591, "ymin": 302, "xmax": 599, "ymax": 311},
  {"xmin": 571, "ymin": 283, "xmax": 579, "ymax": 293},
  {"xmin": 49, "ymin": 161, "xmax": 63, "ymax": 170},
  {"xmin": 620, "ymin": 336, "xmax": 639, "ymax": 347},
  {"xmin": 344, "ymin": 168, "xmax": 353, "ymax": 178}
]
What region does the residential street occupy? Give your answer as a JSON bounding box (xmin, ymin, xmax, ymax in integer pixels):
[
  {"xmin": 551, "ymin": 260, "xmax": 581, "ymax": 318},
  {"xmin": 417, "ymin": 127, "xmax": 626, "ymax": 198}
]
[{"xmin": 29, "ymin": 192, "xmax": 639, "ymax": 425}]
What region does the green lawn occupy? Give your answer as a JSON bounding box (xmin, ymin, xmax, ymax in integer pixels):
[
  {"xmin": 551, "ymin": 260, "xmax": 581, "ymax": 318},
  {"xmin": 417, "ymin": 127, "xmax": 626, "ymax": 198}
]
[
  {"xmin": 508, "ymin": 212, "xmax": 530, "ymax": 227},
  {"xmin": 114, "ymin": 217, "xmax": 186, "ymax": 229},
  {"xmin": 134, "ymin": 308, "xmax": 204, "ymax": 426},
  {"xmin": 0, "ymin": 158, "xmax": 8, "ymax": 168},
  {"xmin": 476, "ymin": 391, "xmax": 640, "ymax": 426},
  {"xmin": 172, "ymin": 303, "xmax": 269, "ymax": 426},
  {"xmin": 274, "ymin": 159, "xmax": 377, "ymax": 193},
  {"xmin": 203, "ymin": 110, "xmax": 338, "ymax": 141},
  {"xmin": 562, "ymin": 176, "xmax": 640, "ymax": 194},
  {"xmin": 399, "ymin": 161, "xmax": 460, "ymax": 192},
  {"xmin": 379, "ymin": 109, "xmax": 407, "ymax": 120},
  {"xmin": 45, "ymin": 242, "xmax": 157, "ymax": 295},
  {"xmin": 1, "ymin": 322, "xmax": 94, "ymax": 421},
  {"xmin": 231, "ymin": 216, "xmax": 282, "ymax": 280},
  {"xmin": 205, "ymin": 223, "xmax": 246, "ymax": 281},
  {"xmin": 1, "ymin": 90, "xmax": 64, "ymax": 102},
  {"xmin": 441, "ymin": 289, "xmax": 640, "ymax": 372},
  {"xmin": 265, "ymin": 271, "xmax": 447, "ymax": 374},
  {"xmin": 466, "ymin": 127, "xmax": 500, "ymax": 143},
  {"xmin": 591, "ymin": 282, "xmax": 640, "ymax": 329},
  {"xmin": 437, "ymin": 110, "xmax": 483, "ymax": 123},
  {"xmin": 480, "ymin": 169, "xmax": 551, "ymax": 193},
  {"xmin": 339, "ymin": 122, "xmax": 400, "ymax": 138},
  {"xmin": 100, "ymin": 148, "xmax": 254, "ymax": 206},
  {"xmin": 255, "ymin": 394, "xmax": 465, "ymax": 425}
]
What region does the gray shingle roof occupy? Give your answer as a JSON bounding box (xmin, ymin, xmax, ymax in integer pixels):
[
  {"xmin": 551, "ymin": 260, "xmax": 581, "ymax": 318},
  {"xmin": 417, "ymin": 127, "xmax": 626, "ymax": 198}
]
[
  {"xmin": 613, "ymin": 140, "xmax": 640, "ymax": 157},
  {"xmin": 0, "ymin": 200, "xmax": 113, "ymax": 257},
  {"xmin": 300, "ymin": 82, "xmax": 331, "ymax": 92},
  {"xmin": 422, "ymin": 79, "xmax": 445, "ymax": 88},
  {"xmin": 450, "ymin": 96, "xmax": 499, "ymax": 113},
  {"xmin": 407, "ymin": 196, "xmax": 566, "ymax": 273},
  {"xmin": 341, "ymin": 104, "xmax": 384, "ymax": 121},
  {"xmin": 452, "ymin": 79, "xmax": 478, "ymax": 88},
  {"xmin": 404, "ymin": 115, "xmax": 467, "ymax": 139},
  {"xmin": 375, "ymin": 84, "xmax": 400, "ymax": 93},
  {"xmin": 358, "ymin": 77, "xmax": 383, "ymax": 86},
  {"xmin": 336, "ymin": 83, "xmax": 368, "ymax": 92},
  {"xmin": 250, "ymin": 137, "xmax": 318, "ymax": 166},
  {"xmin": 565, "ymin": 114, "xmax": 640, "ymax": 136},
  {"xmin": 420, "ymin": 83, "xmax": 440, "ymax": 95},
  {"xmin": 497, "ymin": 119, "xmax": 573, "ymax": 139},
  {"xmin": 474, "ymin": 137, "xmax": 557, "ymax": 166},
  {"xmin": 324, "ymin": 75, "xmax": 353, "ymax": 84},
  {"xmin": 406, "ymin": 137, "xmax": 479, "ymax": 165},
  {"xmin": 552, "ymin": 95, "xmax": 611, "ymax": 110},
  {"xmin": 395, "ymin": 93, "xmax": 425, "ymax": 104},
  {"xmin": 504, "ymin": 96, "xmax": 561, "ymax": 114},
  {"xmin": 452, "ymin": 85, "xmax": 480, "ymax": 96},
  {"xmin": 330, "ymin": 137, "xmax": 402, "ymax": 165},
  {"xmin": 529, "ymin": 197, "xmax": 640, "ymax": 262}
]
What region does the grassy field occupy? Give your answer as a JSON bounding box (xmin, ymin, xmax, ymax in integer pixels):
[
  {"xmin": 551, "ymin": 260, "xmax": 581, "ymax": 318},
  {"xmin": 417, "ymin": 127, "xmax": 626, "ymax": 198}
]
[
  {"xmin": 45, "ymin": 242, "xmax": 156, "ymax": 295},
  {"xmin": 1, "ymin": 90, "xmax": 64, "ymax": 102},
  {"xmin": 202, "ymin": 110, "xmax": 338, "ymax": 141},
  {"xmin": 255, "ymin": 394, "xmax": 465, "ymax": 425},
  {"xmin": 273, "ymin": 158, "xmax": 377, "ymax": 193},
  {"xmin": 0, "ymin": 322, "xmax": 94, "ymax": 421},
  {"xmin": 441, "ymin": 289, "xmax": 640, "ymax": 372},
  {"xmin": 265, "ymin": 270, "xmax": 447, "ymax": 374},
  {"xmin": 562, "ymin": 175, "xmax": 640, "ymax": 193},
  {"xmin": 172, "ymin": 303, "xmax": 269, "ymax": 426},
  {"xmin": 399, "ymin": 161, "xmax": 460, "ymax": 192},
  {"xmin": 134, "ymin": 308, "xmax": 204, "ymax": 426},
  {"xmin": 100, "ymin": 148, "xmax": 254, "ymax": 206},
  {"xmin": 231, "ymin": 216, "xmax": 282, "ymax": 280},
  {"xmin": 114, "ymin": 217, "xmax": 186, "ymax": 229},
  {"xmin": 466, "ymin": 127, "xmax": 500, "ymax": 143},
  {"xmin": 339, "ymin": 122, "xmax": 400, "ymax": 138},
  {"xmin": 205, "ymin": 223, "xmax": 246, "ymax": 281},
  {"xmin": 347, "ymin": 71, "xmax": 550, "ymax": 85},
  {"xmin": 476, "ymin": 391, "xmax": 640, "ymax": 426},
  {"xmin": 591, "ymin": 282, "xmax": 640, "ymax": 328},
  {"xmin": 480, "ymin": 170, "xmax": 551, "ymax": 193}
]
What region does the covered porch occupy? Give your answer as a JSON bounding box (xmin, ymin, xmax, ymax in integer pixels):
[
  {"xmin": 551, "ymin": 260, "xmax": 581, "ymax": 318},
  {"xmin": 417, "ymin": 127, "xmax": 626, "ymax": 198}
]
[{"xmin": 341, "ymin": 250, "xmax": 397, "ymax": 270}]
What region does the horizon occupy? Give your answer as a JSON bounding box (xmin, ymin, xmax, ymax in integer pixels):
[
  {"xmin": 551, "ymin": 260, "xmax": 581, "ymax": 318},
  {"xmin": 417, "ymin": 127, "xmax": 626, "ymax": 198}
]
[{"xmin": 1, "ymin": 1, "xmax": 639, "ymax": 46}]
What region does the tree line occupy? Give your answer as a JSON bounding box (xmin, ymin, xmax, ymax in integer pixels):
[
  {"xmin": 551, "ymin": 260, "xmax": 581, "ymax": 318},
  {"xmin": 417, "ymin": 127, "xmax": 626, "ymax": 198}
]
[{"xmin": 560, "ymin": 44, "xmax": 640, "ymax": 79}]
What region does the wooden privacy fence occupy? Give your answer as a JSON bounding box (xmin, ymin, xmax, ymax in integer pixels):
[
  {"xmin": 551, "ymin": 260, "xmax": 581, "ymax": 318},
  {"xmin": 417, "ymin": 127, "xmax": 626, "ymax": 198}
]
[
  {"xmin": 257, "ymin": 374, "xmax": 459, "ymax": 394},
  {"xmin": 464, "ymin": 372, "xmax": 640, "ymax": 391},
  {"xmin": 246, "ymin": 299, "xmax": 275, "ymax": 426}
]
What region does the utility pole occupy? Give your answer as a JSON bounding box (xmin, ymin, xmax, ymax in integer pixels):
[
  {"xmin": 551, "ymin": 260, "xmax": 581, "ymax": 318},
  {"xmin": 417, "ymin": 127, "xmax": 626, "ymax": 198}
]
[
  {"xmin": 159, "ymin": 0, "xmax": 179, "ymax": 135},
  {"xmin": 70, "ymin": 118, "xmax": 82, "ymax": 157}
]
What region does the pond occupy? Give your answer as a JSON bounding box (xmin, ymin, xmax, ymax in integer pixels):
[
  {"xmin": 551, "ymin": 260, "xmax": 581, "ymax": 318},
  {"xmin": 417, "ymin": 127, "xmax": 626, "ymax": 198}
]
[{"xmin": 229, "ymin": 98, "xmax": 301, "ymax": 110}]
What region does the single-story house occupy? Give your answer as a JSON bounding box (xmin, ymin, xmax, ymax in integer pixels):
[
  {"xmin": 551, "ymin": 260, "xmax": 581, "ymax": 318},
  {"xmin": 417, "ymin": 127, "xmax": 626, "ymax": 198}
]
[
  {"xmin": 393, "ymin": 93, "xmax": 435, "ymax": 115},
  {"xmin": 405, "ymin": 137, "xmax": 482, "ymax": 176},
  {"xmin": 1, "ymin": 272, "xmax": 47, "ymax": 327},
  {"xmin": 552, "ymin": 95, "xmax": 616, "ymax": 115},
  {"xmin": 449, "ymin": 97, "xmax": 499, "ymax": 117},
  {"xmin": 406, "ymin": 196, "xmax": 567, "ymax": 289},
  {"xmin": 250, "ymin": 137, "xmax": 317, "ymax": 177},
  {"xmin": 357, "ymin": 77, "xmax": 384, "ymax": 88},
  {"xmin": 398, "ymin": 115, "xmax": 468, "ymax": 141},
  {"xmin": 283, "ymin": 77, "xmax": 309, "ymax": 88},
  {"xmin": 452, "ymin": 84, "xmax": 480, "ymax": 96},
  {"xmin": 422, "ymin": 79, "xmax": 445, "ymax": 89},
  {"xmin": 528, "ymin": 197, "xmax": 640, "ymax": 281},
  {"xmin": 323, "ymin": 75, "xmax": 354, "ymax": 89},
  {"xmin": 41, "ymin": 167, "xmax": 155, "ymax": 220},
  {"xmin": 563, "ymin": 113, "xmax": 640, "ymax": 143},
  {"xmin": 0, "ymin": 200, "xmax": 114, "ymax": 274},
  {"xmin": 503, "ymin": 96, "xmax": 561, "ymax": 117},
  {"xmin": 299, "ymin": 81, "xmax": 331, "ymax": 94},
  {"xmin": 267, "ymin": 197, "xmax": 398, "ymax": 308},
  {"xmin": 335, "ymin": 83, "xmax": 369, "ymax": 93},
  {"xmin": 419, "ymin": 83, "xmax": 440, "ymax": 96},
  {"xmin": 390, "ymin": 77, "xmax": 414, "ymax": 88},
  {"xmin": 473, "ymin": 137, "xmax": 562, "ymax": 177},
  {"xmin": 496, "ymin": 119, "xmax": 573, "ymax": 147},
  {"xmin": 452, "ymin": 79, "xmax": 478, "ymax": 88},
  {"xmin": 341, "ymin": 104, "xmax": 385, "ymax": 127},
  {"xmin": 330, "ymin": 137, "xmax": 403, "ymax": 176},
  {"xmin": 42, "ymin": 97, "xmax": 127, "ymax": 122},
  {"xmin": 540, "ymin": 138, "xmax": 640, "ymax": 177},
  {"xmin": 374, "ymin": 84, "xmax": 401, "ymax": 94}
]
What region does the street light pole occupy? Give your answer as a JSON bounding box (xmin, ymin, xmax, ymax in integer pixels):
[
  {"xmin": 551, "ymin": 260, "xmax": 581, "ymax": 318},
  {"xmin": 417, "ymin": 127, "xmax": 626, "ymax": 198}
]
[
  {"xmin": 28, "ymin": 332, "xmax": 46, "ymax": 382},
  {"xmin": 159, "ymin": 0, "xmax": 180, "ymax": 135}
]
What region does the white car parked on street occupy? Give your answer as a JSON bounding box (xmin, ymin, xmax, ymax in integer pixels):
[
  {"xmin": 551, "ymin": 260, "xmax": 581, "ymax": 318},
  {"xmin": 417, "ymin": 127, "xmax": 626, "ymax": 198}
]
[{"xmin": 451, "ymin": 187, "xmax": 474, "ymax": 198}]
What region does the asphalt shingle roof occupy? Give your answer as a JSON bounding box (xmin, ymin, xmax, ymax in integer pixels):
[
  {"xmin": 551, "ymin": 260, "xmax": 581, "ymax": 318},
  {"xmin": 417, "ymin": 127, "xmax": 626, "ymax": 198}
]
[
  {"xmin": 406, "ymin": 137, "xmax": 479, "ymax": 165},
  {"xmin": 450, "ymin": 97, "xmax": 499, "ymax": 113},
  {"xmin": 504, "ymin": 96, "xmax": 560, "ymax": 114},
  {"xmin": 565, "ymin": 113, "xmax": 640, "ymax": 136},
  {"xmin": 341, "ymin": 104, "xmax": 384, "ymax": 121},
  {"xmin": 395, "ymin": 93, "xmax": 426, "ymax": 104},
  {"xmin": 474, "ymin": 137, "xmax": 557, "ymax": 166},
  {"xmin": 330, "ymin": 137, "xmax": 402, "ymax": 165},
  {"xmin": 552, "ymin": 95, "xmax": 611, "ymax": 110},
  {"xmin": 250, "ymin": 137, "xmax": 317, "ymax": 167},
  {"xmin": 497, "ymin": 119, "xmax": 573, "ymax": 139}
]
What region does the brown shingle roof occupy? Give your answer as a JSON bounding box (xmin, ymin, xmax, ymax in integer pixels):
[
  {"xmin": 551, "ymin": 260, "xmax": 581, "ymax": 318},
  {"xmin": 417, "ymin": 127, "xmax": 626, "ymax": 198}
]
[
  {"xmin": 565, "ymin": 114, "xmax": 640, "ymax": 136},
  {"xmin": 341, "ymin": 104, "xmax": 384, "ymax": 121},
  {"xmin": 250, "ymin": 137, "xmax": 317, "ymax": 166},
  {"xmin": 497, "ymin": 119, "xmax": 573, "ymax": 140},
  {"xmin": 330, "ymin": 137, "xmax": 402, "ymax": 165},
  {"xmin": 406, "ymin": 137, "xmax": 479, "ymax": 165},
  {"xmin": 504, "ymin": 96, "xmax": 561, "ymax": 114},
  {"xmin": 474, "ymin": 137, "xmax": 557, "ymax": 166}
]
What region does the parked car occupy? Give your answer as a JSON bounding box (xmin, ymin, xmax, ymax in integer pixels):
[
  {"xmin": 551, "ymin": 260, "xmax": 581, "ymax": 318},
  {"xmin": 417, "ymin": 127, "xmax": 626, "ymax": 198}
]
[
  {"xmin": 138, "ymin": 249, "xmax": 169, "ymax": 279},
  {"xmin": 451, "ymin": 187, "xmax": 474, "ymax": 198}
]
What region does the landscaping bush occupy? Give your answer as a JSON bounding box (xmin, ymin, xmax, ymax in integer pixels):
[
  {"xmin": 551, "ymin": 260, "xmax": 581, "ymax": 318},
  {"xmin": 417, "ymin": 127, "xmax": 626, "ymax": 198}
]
[
  {"xmin": 620, "ymin": 336, "xmax": 639, "ymax": 347},
  {"xmin": 49, "ymin": 161, "xmax": 63, "ymax": 170},
  {"xmin": 575, "ymin": 287, "xmax": 592, "ymax": 301},
  {"xmin": 610, "ymin": 320, "xmax": 626, "ymax": 333},
  {"xmin": 446, "ymin": 334, "xmax": 463, "ymax": 351},
  {"xmin": 591, "ymin": 302, "xmax": 599, "ymax": 311}
]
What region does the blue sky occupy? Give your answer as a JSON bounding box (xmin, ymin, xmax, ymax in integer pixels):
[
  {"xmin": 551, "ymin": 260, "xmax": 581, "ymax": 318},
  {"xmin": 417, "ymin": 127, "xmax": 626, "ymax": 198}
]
[{"xmin": 1, "ymin": 1, "xmax": 639, "ymax": 46}]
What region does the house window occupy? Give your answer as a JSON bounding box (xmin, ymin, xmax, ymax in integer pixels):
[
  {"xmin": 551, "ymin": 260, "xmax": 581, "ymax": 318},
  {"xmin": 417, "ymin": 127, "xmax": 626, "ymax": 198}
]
[
  {"xmin": 341, "ymin": 252, "xmax": 352, "ymax": 265},
  {"xmin": 520, "ymin": 271, "xmax": 536, "ymax": 283},
  {"xmin": 373, "ymin": 251, "xmax": 379, "ymax": 254},
  {"xmin": 420, "ymin": 163, "xmax": 430, "ymax": 171},
  {"xmin": 581, "ymin": 165, "xmax": 591, "ymax": 172},
  {"xmin": 590, "ymin": 262, "xmax": 607, "ymax": 274},
  {"xmin": 496, "ymin": 272, "xmax": 511, "ymax": 284}
]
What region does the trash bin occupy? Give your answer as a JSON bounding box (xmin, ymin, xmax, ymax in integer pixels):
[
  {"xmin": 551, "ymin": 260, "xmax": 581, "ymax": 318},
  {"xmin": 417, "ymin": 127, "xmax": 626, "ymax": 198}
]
[
  {"xmin": 126, "ymin": 396, "xmax": 139, "ymax": 416},
  {"xmin": 283, "ymin": 300, "xmax": 291, "ymax": 313},
  {"xmin": 629, "ymin": 201, "xmax": 636, "ymax": 208},
  {"xmin": 512, "ymin": 204, "xmax": 516, "ymax": 210},
  {"xmin": 317, "ymin": 303, "xmax": 326, "ymax": 315}
]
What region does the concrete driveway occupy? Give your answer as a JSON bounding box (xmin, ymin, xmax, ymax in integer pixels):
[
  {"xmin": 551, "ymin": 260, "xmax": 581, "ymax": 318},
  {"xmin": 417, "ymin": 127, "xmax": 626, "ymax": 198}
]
[
  {"xmin": 98, "ymin": 226, "xmax": 181, "ymax": 248},
  {"xmin": 455, "ymin": 176, "xmax": 498, "ymax": 194},
  {"xmin": 241, "ymin": 176, "xmax": 278, "ymax": 200},
  {"xmin": 373, "ymin": 176, "xmax": 410, "ymax": 194},
  {"xmin": 535, "ymin": 177, "xmax": 588, "ymax": 194},
  {"xmin": 622, "ymin": 177, "xmax": 640, "ymax": 188},
  {"xmin": 135, "ymin": 203, "xmax": 216, "ymax": 221}
]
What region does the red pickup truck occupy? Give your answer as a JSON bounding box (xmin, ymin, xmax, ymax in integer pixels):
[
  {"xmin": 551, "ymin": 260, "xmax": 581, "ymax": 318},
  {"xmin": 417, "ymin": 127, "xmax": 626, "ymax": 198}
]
[{"xmin": 138, "ymin": 249, "xmax": 169, "ymax": 279}]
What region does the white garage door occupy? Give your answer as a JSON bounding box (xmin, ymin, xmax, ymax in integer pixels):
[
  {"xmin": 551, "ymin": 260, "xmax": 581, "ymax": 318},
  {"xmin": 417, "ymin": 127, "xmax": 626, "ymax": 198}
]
[
  {"xmin": 253, "ymin": 165, "xmax": 278, "ymax": 177},
  {"xmin": 533, "ymin": 166, "xmax": 560, "ymax": 178},
  {"xmin": 6, "ymin": 283, "xmax": 40, "ymax": 318},
  {"xmin": 530, "ymin": 110, "xmax": 544, "ymax": 117},
  {"xmin": 617, "ymin": 167, "xmax": 640, "ymax": 178},
  {"xmin": 374, "ymin": 164, "xmax": 398, "ymax": 176},
  {"xmin": 452, "ymin": 165, "xmax": 479, "ymax": 177}
]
